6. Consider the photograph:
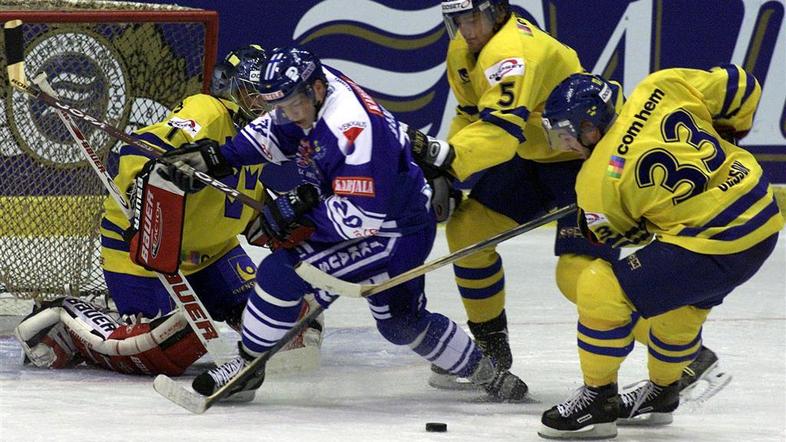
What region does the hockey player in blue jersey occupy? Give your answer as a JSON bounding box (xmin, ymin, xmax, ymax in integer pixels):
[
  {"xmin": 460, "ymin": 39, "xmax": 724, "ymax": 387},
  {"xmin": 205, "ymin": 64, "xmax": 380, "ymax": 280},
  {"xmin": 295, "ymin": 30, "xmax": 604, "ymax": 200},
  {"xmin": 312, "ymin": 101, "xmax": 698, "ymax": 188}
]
[{"xmin": 157, "ymin": 46, "xmax": 530, "ymax": 402}]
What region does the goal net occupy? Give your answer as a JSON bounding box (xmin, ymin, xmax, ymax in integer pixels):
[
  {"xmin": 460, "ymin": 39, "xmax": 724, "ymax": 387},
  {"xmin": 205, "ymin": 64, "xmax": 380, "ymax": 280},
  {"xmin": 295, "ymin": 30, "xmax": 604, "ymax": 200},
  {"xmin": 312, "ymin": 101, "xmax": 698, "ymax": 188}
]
[{"xmin": 0, "ymin": 1, "xmax": 218, "ymax": 315}]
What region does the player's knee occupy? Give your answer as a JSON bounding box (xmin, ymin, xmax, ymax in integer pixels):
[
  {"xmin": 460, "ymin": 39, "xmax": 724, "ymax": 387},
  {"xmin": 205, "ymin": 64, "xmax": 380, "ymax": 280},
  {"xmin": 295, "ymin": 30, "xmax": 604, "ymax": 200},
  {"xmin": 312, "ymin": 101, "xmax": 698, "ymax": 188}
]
[
  {"xmin": 555, "ymin": 254, "xmax": 597, "ymax": 304},
  {"xmin": 576, "ymin": 259, "xmax": 633, "ymax": 324},
  {"xmin": 446, "ymin": 199, "xmax": 512, "ymax": 252},
  {"xmin": 256, "ymin": 251, "xmax": 308, "ymax": 303},
  {"xmin": 650, "ymin": 306, "xmax": 710, "ymax": 342}
]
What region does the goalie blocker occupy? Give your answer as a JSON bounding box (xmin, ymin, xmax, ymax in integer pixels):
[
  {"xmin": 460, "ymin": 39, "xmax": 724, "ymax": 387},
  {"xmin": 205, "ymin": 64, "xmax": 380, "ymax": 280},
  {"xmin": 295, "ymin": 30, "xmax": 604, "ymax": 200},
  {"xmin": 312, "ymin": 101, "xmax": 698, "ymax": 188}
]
[{"xmin": 126, "ymin": 161, "xmax": 187, "ymax": 275}]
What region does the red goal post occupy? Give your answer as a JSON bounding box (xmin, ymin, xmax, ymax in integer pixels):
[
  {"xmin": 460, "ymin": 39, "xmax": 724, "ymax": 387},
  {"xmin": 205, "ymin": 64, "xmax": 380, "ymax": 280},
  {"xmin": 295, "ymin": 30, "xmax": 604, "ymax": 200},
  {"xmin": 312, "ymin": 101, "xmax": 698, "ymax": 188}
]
[{"xmin": 0, "ymin": 3, "xmax": 218, "ymax": 314}]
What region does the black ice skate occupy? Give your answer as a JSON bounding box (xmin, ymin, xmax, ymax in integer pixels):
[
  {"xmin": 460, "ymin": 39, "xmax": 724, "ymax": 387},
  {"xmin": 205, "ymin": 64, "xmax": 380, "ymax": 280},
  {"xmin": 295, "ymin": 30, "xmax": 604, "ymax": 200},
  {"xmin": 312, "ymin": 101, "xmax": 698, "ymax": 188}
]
[
  {"xmin": 429, "ymin": 310, "xmax": 512, "ymax": 391},
  {"xmin": 192, "ymin": 344, "xmax": 265, "ymax": 402},
  {"xmin": 678, "ymin": 345, "xmax": 732, "ymax": 404},
  {"xmin": 538, "ymin": 383, "xmax": 619, "ymax": 440},
  {"xmin": 617, "ymin": 380, "xmax": 679, "ymax": 426},
  {"xmin": 469, "ymin": 356, "xmax": 530, "ymax": 402},
  {"xmin": 468, "ymin": 310, "xmax": 513, "ymax": 371}
]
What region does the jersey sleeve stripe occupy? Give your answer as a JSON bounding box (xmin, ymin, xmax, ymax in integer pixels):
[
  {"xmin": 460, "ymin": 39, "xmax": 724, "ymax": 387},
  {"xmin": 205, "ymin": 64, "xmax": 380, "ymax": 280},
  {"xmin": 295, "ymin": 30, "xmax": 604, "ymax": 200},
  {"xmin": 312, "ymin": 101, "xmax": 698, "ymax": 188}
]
[
  {"xmin": 737, "ymin": 70, "xmax": 757, "ymax": 113},
  {"xmin": 457, "ymin": 105, "xmax": 479, "ymax": 116},
  {"xmin": 718, "ymin": 65, "xmax": 739, "ymax": 119},
  {"xmin": 500, "ymin": 105, "xmax": 531, "ymax": 123},
  {"xmin": 678, "ymin": 178, "xmax": 768, "ymax": 237},
  {"xmin": 100, "ymin": 218, "xmax": 126, "ymax": 237},
  {"xmin": 101, "ymin": 235, "xmax": 130, "ymax": 252},
  {"xmin": 479, "ymin": 109, "xmax": 526, "ymax": 143}
]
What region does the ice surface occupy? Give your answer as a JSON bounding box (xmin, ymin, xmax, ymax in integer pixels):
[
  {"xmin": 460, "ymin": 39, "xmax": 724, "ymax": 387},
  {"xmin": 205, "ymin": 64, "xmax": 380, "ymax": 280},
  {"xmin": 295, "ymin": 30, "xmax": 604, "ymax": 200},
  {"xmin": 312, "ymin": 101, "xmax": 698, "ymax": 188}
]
[{"xmin": 1, "ymin": 228, "xmax": 784, "ymax": 441}]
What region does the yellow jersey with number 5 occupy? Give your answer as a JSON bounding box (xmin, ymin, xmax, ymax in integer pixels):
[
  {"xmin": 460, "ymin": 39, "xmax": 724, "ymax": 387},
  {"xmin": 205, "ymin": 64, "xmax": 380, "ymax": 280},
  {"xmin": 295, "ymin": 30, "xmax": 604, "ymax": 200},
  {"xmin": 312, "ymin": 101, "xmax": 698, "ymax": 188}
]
[
  {"xmin": 445, "ymin": 14, "xmax": 585, "ymax": 181},
  {"xmin": 577, "ymin": 66, "xmax": 783, "ymax": 254},
  {"xmin": 100, "ymin": 94, "xmax": 266, "ymax": 276}
]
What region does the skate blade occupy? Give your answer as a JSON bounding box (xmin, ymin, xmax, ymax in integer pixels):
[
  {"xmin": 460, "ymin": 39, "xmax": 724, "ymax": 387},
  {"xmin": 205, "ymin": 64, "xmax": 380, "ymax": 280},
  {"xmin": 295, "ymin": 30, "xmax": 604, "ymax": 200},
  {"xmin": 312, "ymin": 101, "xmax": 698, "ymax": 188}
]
[
  {"xmin": 679, "ymin": 366, "xmax": 732, "ymax": 408},
  {"xmin": 537, "ymin": 422, "xmax": 617, "ymax": 440},
  {"xmin": 617, "ymin": 411, "xmax": 673, "ymax": 426},
  {"xmin": 428, "ymin": 372, "xmax": 483, "ymax": 391}
]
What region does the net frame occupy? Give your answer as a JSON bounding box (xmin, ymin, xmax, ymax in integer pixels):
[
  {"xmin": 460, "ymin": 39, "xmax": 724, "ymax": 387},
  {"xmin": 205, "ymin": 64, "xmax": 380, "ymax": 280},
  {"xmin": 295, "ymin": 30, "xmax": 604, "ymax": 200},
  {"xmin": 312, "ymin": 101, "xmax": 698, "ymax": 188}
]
[{"xmin": 0, "ymin": 7, "xmax": 218, "ymax": 306}]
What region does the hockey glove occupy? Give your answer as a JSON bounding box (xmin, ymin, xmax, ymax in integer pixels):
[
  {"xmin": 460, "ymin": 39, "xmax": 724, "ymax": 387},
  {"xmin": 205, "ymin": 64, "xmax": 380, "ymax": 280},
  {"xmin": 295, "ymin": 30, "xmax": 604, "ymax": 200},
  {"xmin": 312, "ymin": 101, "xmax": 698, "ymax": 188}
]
[
  {"xmin": 429, "ymin": 175, "xmax": 463, "ymax": 223},
  {"xmin": 245, "ymin": 184, "xmax": 320, "ymax": 250},
  {"xmin": 124, "ymin": 159, "xmax": 186, "ymax": 274},
  {"xmin": 157, "ymin": 139, "xmax": 234, "ymax": 192},
  {"xmin": 407, "ymin": 126, "xmax": 455, "ymax": 172}
]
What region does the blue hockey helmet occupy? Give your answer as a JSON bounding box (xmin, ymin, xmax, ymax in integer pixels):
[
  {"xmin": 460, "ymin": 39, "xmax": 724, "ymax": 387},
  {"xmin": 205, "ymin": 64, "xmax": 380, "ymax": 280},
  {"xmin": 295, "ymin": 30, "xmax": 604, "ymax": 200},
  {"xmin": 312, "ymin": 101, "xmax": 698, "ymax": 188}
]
[
  {"xmin": 541, "ymin": 73, "xmax": 618, "ymax": 154},
  {"xmin": 210, "ymin": 44, "xmax": 269, "ymax": 121},
  {"xmin": 257, "ymin": 47, "xmax": 326, "ymax": 105},
  {"xmin": 441, "ymin": 0, "xmax": 510, "ymax": 40}
]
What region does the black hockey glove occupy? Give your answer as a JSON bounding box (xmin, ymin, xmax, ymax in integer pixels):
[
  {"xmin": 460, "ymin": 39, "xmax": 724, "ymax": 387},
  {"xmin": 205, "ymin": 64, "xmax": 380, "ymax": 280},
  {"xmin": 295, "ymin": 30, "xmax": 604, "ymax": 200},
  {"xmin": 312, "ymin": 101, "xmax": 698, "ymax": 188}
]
[
  {"xmin": 245, "ymin": 185, "xmax": 320, "ymax": 250},
  {"xmin": 157, "ymin": 139, "xmax": 234, "ymax": 192},
  {"xmin": 407, "ymin": 126, "xmax": 455, "ymax": 173}
]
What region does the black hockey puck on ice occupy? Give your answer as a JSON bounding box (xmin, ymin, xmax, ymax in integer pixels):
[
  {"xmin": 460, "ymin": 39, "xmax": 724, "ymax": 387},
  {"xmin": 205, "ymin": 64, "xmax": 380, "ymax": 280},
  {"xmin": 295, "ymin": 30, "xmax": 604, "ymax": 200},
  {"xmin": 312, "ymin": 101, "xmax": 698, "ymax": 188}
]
[{"xmin": 425, "ymin": 422, "xmax": 447, "ymax": 432}]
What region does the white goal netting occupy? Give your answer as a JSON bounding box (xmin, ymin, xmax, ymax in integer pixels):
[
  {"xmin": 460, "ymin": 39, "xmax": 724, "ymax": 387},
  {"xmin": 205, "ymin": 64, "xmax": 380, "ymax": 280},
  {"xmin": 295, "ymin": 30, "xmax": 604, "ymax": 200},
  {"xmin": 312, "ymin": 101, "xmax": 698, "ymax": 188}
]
[{"xmin": 0, "ymin": 0, "xmax": 218, "ymax": 323}]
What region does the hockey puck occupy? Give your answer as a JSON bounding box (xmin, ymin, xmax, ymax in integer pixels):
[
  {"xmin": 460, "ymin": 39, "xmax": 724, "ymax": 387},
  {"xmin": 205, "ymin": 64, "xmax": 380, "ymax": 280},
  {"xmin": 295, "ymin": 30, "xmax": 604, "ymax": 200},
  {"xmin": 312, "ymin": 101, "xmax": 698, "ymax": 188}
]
[{"xmin": 425, "ymin": 422, "xmax": 447, "ymax": 432}]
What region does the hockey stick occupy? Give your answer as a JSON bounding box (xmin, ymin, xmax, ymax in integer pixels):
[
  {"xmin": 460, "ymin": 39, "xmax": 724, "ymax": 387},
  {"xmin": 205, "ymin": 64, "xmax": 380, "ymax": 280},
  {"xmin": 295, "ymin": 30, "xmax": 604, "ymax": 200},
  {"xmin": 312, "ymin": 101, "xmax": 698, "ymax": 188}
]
[
  {"xmin": 2, "ymin": 20, "xmax": 265, "ymax": 213},
  {"xmin": 295, "ymin": 204, "xmax": 577, "ymax": 298},
  {"xmin": 154, "ymin": 302, "xmax": 326, "ymax": 413},
  {"xmin": 4, "ymin": 19, "xmax": 231, "ymax": 362}
]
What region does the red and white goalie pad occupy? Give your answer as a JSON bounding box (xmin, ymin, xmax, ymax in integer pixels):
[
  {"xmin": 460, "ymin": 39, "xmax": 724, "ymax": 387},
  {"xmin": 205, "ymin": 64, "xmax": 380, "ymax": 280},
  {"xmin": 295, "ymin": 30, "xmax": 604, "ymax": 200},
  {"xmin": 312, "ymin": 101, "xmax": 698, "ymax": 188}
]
[
  {"xmin": 128, "ymin": 162, "xmax": 186, "ymax": 274},
  {"xmin": 14, "ymin": 297, "xmax": 205, "ymax": 376}
]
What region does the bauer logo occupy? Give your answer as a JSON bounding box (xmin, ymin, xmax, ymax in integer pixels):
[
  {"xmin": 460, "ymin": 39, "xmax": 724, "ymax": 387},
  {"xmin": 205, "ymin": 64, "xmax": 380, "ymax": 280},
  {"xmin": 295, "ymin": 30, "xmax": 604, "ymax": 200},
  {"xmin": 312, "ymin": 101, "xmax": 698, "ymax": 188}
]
[{"xmin": 5, "ymin": 30, "xmax": 128, "ymax": 166}]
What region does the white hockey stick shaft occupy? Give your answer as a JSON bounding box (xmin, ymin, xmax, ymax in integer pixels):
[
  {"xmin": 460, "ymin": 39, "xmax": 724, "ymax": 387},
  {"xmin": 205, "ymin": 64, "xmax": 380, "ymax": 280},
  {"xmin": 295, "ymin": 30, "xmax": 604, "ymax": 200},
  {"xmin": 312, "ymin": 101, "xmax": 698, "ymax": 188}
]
[
  {"xmin": 295, "ymin": 204, "xmax": 577, "ymax": 298},
  {"xmin": 3, "ymin": 22, "xmax": 231, "ymax": 361}
]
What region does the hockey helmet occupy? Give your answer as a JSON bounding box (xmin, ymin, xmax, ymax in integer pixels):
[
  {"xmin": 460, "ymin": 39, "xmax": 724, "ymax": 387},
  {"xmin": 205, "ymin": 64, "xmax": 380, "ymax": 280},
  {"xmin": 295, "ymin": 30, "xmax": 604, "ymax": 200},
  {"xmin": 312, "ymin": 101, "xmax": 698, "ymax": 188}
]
[
  {"xmin": 257, "ymin": 46, "xmax": 326, "ymax": 105},
  {"xmin": 541, "ymin": 73, "xmax": 618, "ymax": 153},
  {"xmin": 210, "ymin": 44, "xmax": 269, "ymax": 121},
  {"xmin": 441, "ymin": 0, "xmax": 509, "ymax": 40}
]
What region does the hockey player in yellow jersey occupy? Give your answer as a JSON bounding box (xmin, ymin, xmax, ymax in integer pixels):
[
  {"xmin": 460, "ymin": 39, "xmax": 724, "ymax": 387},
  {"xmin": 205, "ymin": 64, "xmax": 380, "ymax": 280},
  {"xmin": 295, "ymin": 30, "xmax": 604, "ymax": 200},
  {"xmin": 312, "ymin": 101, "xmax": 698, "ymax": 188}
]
[
  {"xmin": 14, "ymin": 46, "xmax": 323, "ymax": 376},
  {"xmin": 416, "ymin": 0, "xmax": 620, "ymax": 388},
  {"xmin": 538, "ymin": 66, "xmax": 783, "ymax": 439}
]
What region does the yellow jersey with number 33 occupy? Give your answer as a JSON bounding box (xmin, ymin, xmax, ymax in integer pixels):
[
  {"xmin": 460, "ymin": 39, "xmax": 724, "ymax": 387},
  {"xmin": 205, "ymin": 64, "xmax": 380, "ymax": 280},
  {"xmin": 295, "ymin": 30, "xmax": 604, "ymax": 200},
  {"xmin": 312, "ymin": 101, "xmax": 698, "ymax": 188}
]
[
  {"xmin": 577, "ymin": 66, "xmax": 784, "ymax": 254},
  {"xmin": 445, "ymin": 14, "xmax": 585, "ymax": 181},
  {"xmin": 100, "ymin": 94, "xmax": 266, "ymax": 276}
]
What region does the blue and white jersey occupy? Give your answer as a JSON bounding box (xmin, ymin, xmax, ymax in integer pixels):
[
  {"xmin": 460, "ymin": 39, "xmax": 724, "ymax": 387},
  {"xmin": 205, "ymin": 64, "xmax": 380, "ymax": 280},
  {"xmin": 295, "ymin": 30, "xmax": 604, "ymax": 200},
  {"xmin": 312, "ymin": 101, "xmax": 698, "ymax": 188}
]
[{"xmin": 221, "ymin": 66, "xmax": 434, "ymax": 243}]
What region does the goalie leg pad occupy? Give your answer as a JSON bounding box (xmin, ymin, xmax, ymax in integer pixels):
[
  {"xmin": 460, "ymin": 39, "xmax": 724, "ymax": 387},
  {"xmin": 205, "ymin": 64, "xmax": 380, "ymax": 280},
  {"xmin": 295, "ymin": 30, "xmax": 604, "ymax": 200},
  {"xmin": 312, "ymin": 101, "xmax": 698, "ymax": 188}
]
[
  {"xmin": 58, "ymin": 297, "xmax": 204, "ymax": 376},
  {"xmin": 14, "ymin": 299, "xmax": 79, "ymax": 369}
]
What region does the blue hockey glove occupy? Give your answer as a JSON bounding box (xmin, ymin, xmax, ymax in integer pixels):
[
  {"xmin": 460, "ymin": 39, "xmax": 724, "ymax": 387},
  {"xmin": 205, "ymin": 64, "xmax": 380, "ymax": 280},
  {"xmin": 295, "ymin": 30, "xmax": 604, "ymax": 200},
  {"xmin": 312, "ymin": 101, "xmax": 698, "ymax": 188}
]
[{"xmin": 245, "ymin": 185, "xmax": 320, "ymax": 250}]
